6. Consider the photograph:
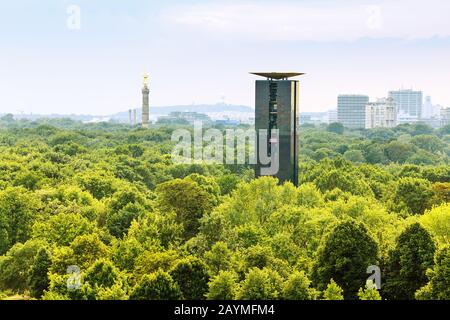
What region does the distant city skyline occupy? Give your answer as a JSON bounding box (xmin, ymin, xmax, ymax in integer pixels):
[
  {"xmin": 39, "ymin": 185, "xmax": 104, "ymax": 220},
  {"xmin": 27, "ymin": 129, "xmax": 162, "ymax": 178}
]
[{"xmin": 1, "ymin": 0, "xmax": 450, "ymax": 115}]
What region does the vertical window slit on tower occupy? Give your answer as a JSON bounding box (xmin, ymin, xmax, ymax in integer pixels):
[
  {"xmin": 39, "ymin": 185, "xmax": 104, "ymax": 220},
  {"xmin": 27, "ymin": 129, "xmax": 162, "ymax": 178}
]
[{"xmin": 268, "ymin": 81, "xmax": 278, "ymax": 156}]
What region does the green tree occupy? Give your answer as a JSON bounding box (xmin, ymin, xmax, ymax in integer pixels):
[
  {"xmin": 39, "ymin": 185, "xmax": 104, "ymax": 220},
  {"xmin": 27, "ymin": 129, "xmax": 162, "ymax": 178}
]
[
  {"xmin": 431, "ymin": 183, "xmax": 450, "ymax": 206},
  {"xmin": 411, "ymin": 135, "xmax": 445, "ymax": 153},
  {"xmin": 111, "ymin": 237, "xmax": 145, "ymax": 271},
  {"xmin": 78, "ymin": 171, "xmax": 117, "ymax": 200},
  {"xmin": 84, "ymin": 259, "xmax": 123, "ymax": 289},
  {"xmin": 438, "ymin": 124, "xmax": 450, "ymax": 136},
  {"xmin": 392, "ymin": 178, "xmax": 434, "ymax": 215},
  {"xmin": 282, "ymin": 271, "xmax": 316, "ymax": 300},
  {"xmin": 366, "ymin": 128, "xmax": 395, "ymax": 143},
  {"xmin": 0, "ymin": 187, "xmax": 41, "ymax": 254},
  {"xmin": 216, "ymin": 174, "xmax": 241, "ymax": 196},
  {"xmin": 238, "ymin": 268, "xmax": 283, "ymax": 300},
  {"xmin": 206, "ymin": 271, "xmax": 238, "ymax": 300},
  {"xmin": 363, "ymin": 144, "xmax": 387, "ymax": 164},
  {"xmin": 384, "ymin": 141, "xmax": 414, "ymax": 163},
  {"xmin": 156, "ymin": 179, "xmax": 214, "ymax": 239},
  {"xmin": 314, "ymin": 168, "xmax": 372, "ymax": 197},
  {"xmin": 343, "ymin": 150, "xmax": 365, "ymax": 163},
  {"xmin": 297, "ymin": 183, "xmax": 325, "ymax": 208},
  {"xmin": 204, "ymin": 242, "xmax": 232, "ymax": 275},
  {"xmin": 322, "ymin": 279, "xmax": 344, "ymax": 300},
  {"xmin": 313, "ymin": 148, "xmax": 337, "ymax": 161},
  {"xmin": 312, "ymin": 221, "xmax": 378, "ymax": 299},
  {"xmin": 106, "ymin": 203, "xmax": 146, "ymax": 238},
  {"xmin": 169, "ymin": 257, "xmax": 209, "ymax": 300},
  {"xmin": 70, "ymin": 234, "xmax": 109, "ymax": 270},
  {"xmin": 420, "ymin": 203, "xmax": 450, "ymax": 246},
  {"xmin": 243, "ymin": 245, "xmax": 273, "ymax": 270},
  {"xmin": 406, "ymin": 150, "xmax": 437, "ymax": 165},
  {"xmin": 0, "ymin": 113, "xmax": 14, "ymax": 123},
  {"xmin": 133, "ymin": 250, "xmax": 179, "ymax": 279},
  {"xmin": 358, "ymin": 281, "xmax": 382, "ymax": 300},
  {"xmin": 0, "ymin": 240, "xmax": 46, "ymax": 293},
  {"xmin": 383, "ymin": 223, "xmax": 436, "ymax": 300},
  {"xmin": 32, "ymin": 213, "xmax": 95, "ymax": 246},
  {"xmin": 185, "ymin": 173, "xmax": 221, "ymax": 205},
  {"xmin": 28, "ymin": 247, "xmax": 52, "ymax": 298},
  {"xmin": 327, "ymin": 123, "xmax": 344, "ymax": 135},
  {"xmin": 410, "ymin": 123, "xmax": 434, "ymax": 136},
  {"xmin": 415, "ymin": 246, "xmax": 450, "ymax": 300},
  {"xmin": 130, "ymin": 270, "xmax": 182, "ymax": 300}
]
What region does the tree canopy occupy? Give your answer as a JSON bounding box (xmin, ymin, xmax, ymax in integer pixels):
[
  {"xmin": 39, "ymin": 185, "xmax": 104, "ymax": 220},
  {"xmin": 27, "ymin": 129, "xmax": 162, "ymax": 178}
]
[{"xmin": 0, "ymin": 119, "xmax": 448, "ymax": 300}]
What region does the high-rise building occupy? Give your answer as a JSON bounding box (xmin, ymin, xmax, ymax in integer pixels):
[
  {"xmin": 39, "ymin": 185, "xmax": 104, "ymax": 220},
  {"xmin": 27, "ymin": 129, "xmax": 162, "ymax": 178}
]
[
  {"xmin": 422, "ymin": 96, "xmax": 433, "ymax": 119},
  {"xmin": 388, "ymin": 89, "xmax": 423, "ymax": 119},
  {"xmin": 337, "ymin": 95, "xmax": 370, "ymax": 129},
  {"xmin": 422, "ymin": 96, "xmax": 441, "ymax": 120},
  {"xmin": 142, "ymin": 73, "xmax": 150, "ymax": 128},
  {"xmin": 365, "ymin": 98, "xmax": 397, "ymax": 129},
  {"xmin": 252, "ymin": 72, "xmax": 304, "ymax": 186}
]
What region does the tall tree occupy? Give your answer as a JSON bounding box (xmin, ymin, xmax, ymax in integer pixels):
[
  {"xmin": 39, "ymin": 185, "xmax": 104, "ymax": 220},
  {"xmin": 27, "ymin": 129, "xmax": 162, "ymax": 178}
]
[
  {"xmin": 416, "ymin": 246, "xmax": 450, "ymax": 300},
  {"xmin": 28, "ymin": 247, "xmax": 52, "ymax": 298},
  {"xmin": 130, "ymin": 270, "xmax": 182, "ymax": 300},
  {"xmin": 282, "ymin": 271, "xmax": 317, "ymax": 300},
  {"xmin": 156, "ymin": 179, "xmax": 214, "ymax": 239},
  {"xmin": 238, "ymin": 268, "xmax": 283, "ymax": 300},
  {"xmin": 0, "ymin": 187, "xmax": 40, "ymax": 254},
  {"xmin": 391, "ymin": 178, "xmax": 434, "ymax": 215},
  {"xmin": 169, "ymin": 257, "xmax": 209, "ymax": 300},
  {"xmin": 327, "ymin": 123, "xmax": 344, "ymax": 135},
  {"xmin": 312, "ymin": 221, "xmax": 378, "ymax": 299},
  {"xmin": 383, "ymin": 223, "xmax": 436, "ymax": 300},
  {"xmin": 206, "ymin": 271, "xmax": 238, "ymax": 300}
]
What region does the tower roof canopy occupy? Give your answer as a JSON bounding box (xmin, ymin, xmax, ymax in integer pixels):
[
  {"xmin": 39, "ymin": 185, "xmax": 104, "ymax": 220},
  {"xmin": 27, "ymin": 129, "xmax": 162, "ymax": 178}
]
[{"xmin": 250, "ymin": 72, "xmax": 305, "ymax": 80}]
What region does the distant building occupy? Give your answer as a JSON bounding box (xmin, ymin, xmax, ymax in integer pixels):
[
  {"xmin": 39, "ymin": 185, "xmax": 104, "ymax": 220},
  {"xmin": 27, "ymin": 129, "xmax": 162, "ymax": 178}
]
[
  {"xmin": 215, "ymin": 119, "xmax": 240, "ymax": 126},
  {"xmin": 422, "ymin": 96, "xmax": 441, "ymax": 119},
  {"xmin": 327, "ymin": 109, "xmax": 338, "ymax": 124},
  {"xmin": 337, "ymin": 95, "xmax": 370, "ymax": 129},
  {"xmin": 158, "ymin": 111, "xmax": 212, "ymax": 124},
  {"xmin": 389, "ymin": 89, "xmax": 422, "ymax": 119},
  {"xmin": 396, "ymin": 113, "xmax": 421, "ymax": 125},
  {"xmin": 299, "ymin": 114, "xmax": 312, "ymax": 125},
  {"xmin": 441, "ymin": 107, "xmax": 450, "ymax": 127},
  {"xmin": 299, "ymin": 112, "xmax": 329, "ymax": 125},
  {"xmin": 421, "ymin": 118, "xmax": 442, "ymax": 129},
  {"xmin": 365, "ymin": 98, "xmax": 397, "ymax": 129}
]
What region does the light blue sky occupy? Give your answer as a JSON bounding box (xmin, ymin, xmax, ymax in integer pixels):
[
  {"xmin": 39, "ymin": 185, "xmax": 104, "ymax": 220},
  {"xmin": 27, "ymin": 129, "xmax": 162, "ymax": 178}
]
[{"xmin": 1, "ymin": 0, "xmax": 450, "ymax": 115}]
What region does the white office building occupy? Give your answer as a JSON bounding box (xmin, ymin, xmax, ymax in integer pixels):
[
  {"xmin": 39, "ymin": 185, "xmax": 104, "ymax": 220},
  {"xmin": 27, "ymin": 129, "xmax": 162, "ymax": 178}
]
[
  {"xmin": 388, "ymin": 89, "xmax": 423, "ymax": 120},
  {"xmin": 365, "ymin": 98, "xmax": 397, "ymax": 129}
]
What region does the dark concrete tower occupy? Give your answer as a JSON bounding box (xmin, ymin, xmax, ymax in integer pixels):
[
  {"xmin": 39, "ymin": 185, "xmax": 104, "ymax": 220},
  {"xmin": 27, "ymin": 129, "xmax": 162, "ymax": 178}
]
[
  {"xmin": 251, "ymin": 72, "xmax": 304, "ymax": 186},
  {"xmin": 142, "ymin": 73, "xmax": 150, "ymax": 128}
]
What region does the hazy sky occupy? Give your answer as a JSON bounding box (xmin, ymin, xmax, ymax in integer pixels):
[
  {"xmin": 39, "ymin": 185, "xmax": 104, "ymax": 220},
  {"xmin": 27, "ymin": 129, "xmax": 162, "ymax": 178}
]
[{"xmin": 1, "ymin": 0, "xmax": 450, "ymax": 115}]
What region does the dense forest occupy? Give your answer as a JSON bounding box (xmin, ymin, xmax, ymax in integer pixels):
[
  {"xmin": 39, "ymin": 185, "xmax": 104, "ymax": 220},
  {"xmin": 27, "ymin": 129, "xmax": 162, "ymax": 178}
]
[{"xmin": 0, "ymin": 115, "xmax": 449, "ymax": 300}]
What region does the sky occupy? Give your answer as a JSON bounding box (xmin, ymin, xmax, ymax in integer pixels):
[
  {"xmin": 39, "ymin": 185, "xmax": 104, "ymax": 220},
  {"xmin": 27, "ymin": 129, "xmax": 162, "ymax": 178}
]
[{"xmin": 1, "ymin": 0, "xmax": 450, "ymax": 115}]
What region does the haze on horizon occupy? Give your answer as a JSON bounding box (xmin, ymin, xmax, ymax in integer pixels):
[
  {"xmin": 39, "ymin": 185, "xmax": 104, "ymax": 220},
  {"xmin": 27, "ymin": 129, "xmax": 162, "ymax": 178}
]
[{"xmin": 1, "ymin": 0, "xmax": 450, "ymax": 116}]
